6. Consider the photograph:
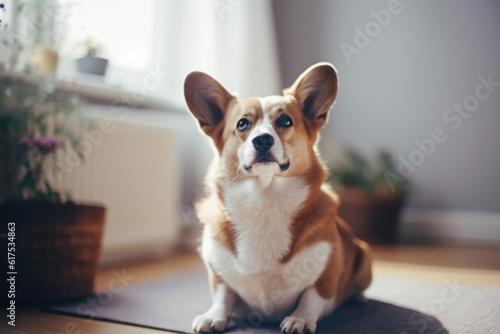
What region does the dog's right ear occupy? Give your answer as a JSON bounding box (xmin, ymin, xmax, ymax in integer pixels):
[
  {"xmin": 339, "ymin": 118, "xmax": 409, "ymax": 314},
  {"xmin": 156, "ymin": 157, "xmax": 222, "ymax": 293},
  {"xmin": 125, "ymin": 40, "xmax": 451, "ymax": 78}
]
[{"xmin": 184, "ymin": 72, "xmax": 236, "ymax": 137}]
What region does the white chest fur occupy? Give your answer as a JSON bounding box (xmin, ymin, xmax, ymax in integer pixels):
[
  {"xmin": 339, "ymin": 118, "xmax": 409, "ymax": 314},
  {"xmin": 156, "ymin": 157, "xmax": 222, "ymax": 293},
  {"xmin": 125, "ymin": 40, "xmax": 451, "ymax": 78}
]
[
  {"xmin": 201, "ymin": 177, "xmax": 331, "ymax": 319},
  {"xmin": 224, "ymin": 176, "xmax": 309, "ymax": 272}
]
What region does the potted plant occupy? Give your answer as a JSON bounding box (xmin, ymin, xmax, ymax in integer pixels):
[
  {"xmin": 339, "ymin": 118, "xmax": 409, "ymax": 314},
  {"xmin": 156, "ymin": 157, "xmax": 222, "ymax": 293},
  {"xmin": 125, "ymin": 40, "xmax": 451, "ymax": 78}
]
[
  {"xmin": 0, "ymin": 4, "xmax": 106, "ymax": 305},
  {"xmin": 328, "ymin": 148, "xmax": 408, "ymax": 244},
  {"xmin": 25, "ymin": 0, "xmax": 68, "ymax": 74},
  {"xmin": 76, "ymin": 37, "xmax": 109, "ymax": 76}
]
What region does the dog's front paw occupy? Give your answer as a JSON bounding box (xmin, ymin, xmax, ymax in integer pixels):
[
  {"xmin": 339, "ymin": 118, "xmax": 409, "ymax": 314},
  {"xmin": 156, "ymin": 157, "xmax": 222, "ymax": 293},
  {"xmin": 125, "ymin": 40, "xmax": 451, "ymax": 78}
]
[
  {"xmin": 280, "ymin": 316, "xmax": 317, "ymax": 334},
  {"xmin": 192, "ymin": 313, "xmax": 227, "ymax": 333}
]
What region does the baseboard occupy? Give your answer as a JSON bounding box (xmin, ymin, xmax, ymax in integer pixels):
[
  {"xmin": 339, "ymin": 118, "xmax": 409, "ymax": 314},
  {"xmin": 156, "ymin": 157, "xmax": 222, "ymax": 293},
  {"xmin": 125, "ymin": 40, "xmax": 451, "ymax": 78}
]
[
  {"xmin": 400, "ymin": 208, "xmax": 500, "ymax": 246},
  {"xmin": 99, "ymin": 241, "xmax": 177, "ymax": 268}
]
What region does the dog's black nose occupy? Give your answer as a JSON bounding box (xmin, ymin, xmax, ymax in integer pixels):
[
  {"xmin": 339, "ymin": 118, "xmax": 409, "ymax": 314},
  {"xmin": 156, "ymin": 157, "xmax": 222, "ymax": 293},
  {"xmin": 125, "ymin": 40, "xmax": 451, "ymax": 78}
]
[{"xmin": 252, "ymin": 134, "xmax": 274, "ymax": 153}]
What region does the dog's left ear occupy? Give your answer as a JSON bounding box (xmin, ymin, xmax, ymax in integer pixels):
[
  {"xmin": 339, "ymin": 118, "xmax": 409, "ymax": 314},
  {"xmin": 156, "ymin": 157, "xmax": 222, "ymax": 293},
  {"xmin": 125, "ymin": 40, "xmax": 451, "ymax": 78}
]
[{"xmin": 285, "ymin": 62, "xmax": 338, "ymax": 129}]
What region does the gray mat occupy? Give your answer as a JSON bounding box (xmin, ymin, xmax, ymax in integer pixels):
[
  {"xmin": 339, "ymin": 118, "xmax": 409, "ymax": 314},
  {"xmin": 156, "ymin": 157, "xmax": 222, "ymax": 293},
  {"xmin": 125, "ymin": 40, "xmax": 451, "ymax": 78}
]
[{"xmin": 46, "ymin": 268, "xmax": 500, "ymax": 334}]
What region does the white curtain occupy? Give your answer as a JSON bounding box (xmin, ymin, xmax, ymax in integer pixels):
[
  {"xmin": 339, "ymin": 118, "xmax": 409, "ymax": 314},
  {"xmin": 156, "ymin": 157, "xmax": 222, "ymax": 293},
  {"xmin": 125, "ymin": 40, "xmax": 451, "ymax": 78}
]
[
  {"xmin": 152, "ymin": 0, "xmax": 282, "ymax": 101},
  {"xmin": 151, "ymin": 0, "xmax": 282, "ymax": 227}
]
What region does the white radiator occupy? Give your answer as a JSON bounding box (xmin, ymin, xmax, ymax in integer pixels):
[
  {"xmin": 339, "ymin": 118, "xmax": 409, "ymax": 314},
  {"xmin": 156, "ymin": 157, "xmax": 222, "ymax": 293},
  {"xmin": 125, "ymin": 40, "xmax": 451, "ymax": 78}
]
[{"xmin": 55, "ymin": 107, "xmax": 183, "ymax": 265}]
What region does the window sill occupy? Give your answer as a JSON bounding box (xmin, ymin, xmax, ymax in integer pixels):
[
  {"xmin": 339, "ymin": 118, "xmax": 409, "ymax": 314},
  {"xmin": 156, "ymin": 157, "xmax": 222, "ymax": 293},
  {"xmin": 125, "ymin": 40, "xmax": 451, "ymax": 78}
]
[
  {"xmin": 1, "ymin": 69, "xmax": 185, "ymax": 111},
  {"xmin": 57, "ymin": 75, "xmax": 185, "ymax": 111}
]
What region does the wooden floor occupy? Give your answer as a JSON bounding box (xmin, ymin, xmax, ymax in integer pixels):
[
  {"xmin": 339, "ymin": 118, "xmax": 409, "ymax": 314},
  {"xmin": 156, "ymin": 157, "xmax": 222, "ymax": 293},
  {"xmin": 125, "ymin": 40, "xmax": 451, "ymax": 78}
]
[{"xmin": 3, "ymin": 245, "xmax": 500, "ymax": 334}]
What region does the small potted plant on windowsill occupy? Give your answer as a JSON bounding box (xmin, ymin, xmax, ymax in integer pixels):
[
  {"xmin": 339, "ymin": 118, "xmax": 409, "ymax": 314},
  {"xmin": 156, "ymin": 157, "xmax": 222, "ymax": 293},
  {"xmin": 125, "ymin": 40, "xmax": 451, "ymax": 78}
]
[
  {"xmin": 76, "ymin": 37, "xmax": 109, "ymax": 76},
  {"xmin": 328, "ymin": 148, "xmax": 408, "ymax": 244},
  {"xmin": 0, "ymin": 10, "xmax": 106, "ymax": 305}
]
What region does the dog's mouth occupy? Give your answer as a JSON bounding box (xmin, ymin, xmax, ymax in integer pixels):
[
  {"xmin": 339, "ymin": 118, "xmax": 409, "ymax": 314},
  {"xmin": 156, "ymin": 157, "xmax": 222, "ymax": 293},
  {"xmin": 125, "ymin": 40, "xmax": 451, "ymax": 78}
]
[
  {"xmin": 255, "ymin": 152, "xmax": 276, "ymax": 164},
  {"xmin": 243, "ymin": 153, "xmax": 290, "ymax": 173}
]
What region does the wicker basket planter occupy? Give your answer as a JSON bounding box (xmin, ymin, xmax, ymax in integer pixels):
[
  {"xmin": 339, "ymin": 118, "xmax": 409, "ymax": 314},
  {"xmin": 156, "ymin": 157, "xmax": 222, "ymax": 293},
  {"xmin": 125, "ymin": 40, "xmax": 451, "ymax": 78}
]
[{"xmin": 1, "ymin": 201, "xmax": 106, "ymax": 305}]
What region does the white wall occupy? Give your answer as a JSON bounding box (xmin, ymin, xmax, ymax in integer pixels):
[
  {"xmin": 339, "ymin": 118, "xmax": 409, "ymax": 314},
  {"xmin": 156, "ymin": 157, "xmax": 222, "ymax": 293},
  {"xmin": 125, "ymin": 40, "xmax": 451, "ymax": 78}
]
[
  {"xmin": 273, "ymin": 0, "xmax": 500, "ymax": 242},
  {"xmin": 56, "ymin": 108, "xmax": 184, "ymax": 264}
]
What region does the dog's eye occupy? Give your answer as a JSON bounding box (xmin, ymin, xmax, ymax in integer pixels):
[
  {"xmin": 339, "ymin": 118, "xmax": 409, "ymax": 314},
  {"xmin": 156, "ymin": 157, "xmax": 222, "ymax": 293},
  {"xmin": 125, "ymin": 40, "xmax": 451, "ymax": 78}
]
[
  {"xmin": 237, "ymin": 118, "xmax": 250, "ymax": 132},
  {"xmin": 276, "ymin": 114, "xmax": 293, "ymax": 128}
]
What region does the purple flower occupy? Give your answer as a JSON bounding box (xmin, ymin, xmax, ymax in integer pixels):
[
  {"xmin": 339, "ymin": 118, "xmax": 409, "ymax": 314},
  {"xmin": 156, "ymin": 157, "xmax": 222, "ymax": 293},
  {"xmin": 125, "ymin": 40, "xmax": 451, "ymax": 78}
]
[
  {"xmin": 36, "ymin": 137, "xmax": 60, "ymax": 151},
  {"xmin": 18, "ymin": 136, "xmax": 36, "ymax": 148},
  {"xmin": 19, "ymin": 136, "xmax": 60, "ymax": 152}
]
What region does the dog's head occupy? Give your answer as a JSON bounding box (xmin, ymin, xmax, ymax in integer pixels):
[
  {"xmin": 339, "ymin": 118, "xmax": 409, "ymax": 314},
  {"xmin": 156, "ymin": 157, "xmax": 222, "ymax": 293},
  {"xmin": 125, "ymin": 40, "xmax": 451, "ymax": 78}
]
[{"xmin": 184, "ymin": 63, "xmax": 338, "ymax": 183}]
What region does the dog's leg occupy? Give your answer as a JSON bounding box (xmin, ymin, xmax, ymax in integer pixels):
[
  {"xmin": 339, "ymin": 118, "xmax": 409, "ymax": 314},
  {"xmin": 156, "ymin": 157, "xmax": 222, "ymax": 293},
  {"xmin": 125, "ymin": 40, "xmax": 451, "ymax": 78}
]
[
  {"xmin": 353, "ymin": 291, "xmax": 368, "ymax": 304},
  {"xmin": 280, "ymin": 286, "xmax": 331, "ymax": 334},
  {"xmin": 192, "ymin": 283, "xmax": 237, "ymax": 332}
]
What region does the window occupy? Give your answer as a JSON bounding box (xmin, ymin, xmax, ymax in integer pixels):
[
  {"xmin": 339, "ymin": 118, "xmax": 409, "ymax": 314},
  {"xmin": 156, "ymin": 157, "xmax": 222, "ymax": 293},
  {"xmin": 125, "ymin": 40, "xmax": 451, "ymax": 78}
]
[{"xmin": 59, "ymin": 0, "xmax": 155, "ymax": 71}]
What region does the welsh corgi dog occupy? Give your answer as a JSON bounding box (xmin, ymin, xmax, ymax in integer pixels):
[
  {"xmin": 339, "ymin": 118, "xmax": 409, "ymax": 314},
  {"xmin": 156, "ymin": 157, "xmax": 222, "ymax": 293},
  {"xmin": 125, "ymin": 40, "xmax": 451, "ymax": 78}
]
[{"xmin": 184, "ymin": 63, "xmax": 372, "ymax": 334}]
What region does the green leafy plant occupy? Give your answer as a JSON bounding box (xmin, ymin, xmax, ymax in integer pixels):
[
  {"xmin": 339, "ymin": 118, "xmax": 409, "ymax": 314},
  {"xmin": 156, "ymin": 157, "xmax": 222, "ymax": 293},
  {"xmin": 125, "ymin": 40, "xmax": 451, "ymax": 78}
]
[
  {"xmin": 25, "ymin": 0, "xmax": 67, "ymax": 51},
  {"xmin": 0, "ymin": 1, "xmax": 85, "ymax": 202},
  {"xmin": 81, "ymin": 37, "xmax": 103, "ymax": 57},
  {"xmin": 0, "ymin": 69, "xmax": 87, "ymax": 202},
  {"xmin": 328, "ymin": 147, "xmax": 409, "ymax": 196}
]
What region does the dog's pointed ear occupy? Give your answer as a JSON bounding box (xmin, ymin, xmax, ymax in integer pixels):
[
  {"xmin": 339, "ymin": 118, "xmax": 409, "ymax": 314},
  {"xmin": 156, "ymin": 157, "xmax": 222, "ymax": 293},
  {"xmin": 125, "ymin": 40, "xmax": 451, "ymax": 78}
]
[
  {"xmin": 285, "ymin": 63, "xmax": 338, "ymax": 129},
  {"xmin": 184, "ymin": 72, "xmax": 236, "ymax": 137}
]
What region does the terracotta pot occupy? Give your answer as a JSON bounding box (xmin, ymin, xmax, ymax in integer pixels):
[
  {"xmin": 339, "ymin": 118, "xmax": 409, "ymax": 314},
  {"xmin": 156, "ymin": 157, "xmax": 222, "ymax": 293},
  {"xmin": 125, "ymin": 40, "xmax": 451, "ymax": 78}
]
[
  {"xmin": 30, "ymin": 46, "xmax": 59, "ymax": 74},
  {"xmin": 369, "ymin": 194, "xmax": 405, "ymax": 244},
  {"xmin": 1, "ymin": 201, "xmax": 106, "ymax": 305},
  {"xmin": 337, "ymin": 188, "xmax": 405, "ymax": 244}
]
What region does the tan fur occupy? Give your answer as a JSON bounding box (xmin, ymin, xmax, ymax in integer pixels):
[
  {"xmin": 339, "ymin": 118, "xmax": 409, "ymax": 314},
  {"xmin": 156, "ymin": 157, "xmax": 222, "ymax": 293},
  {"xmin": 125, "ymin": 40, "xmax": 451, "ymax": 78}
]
[{"xmin": 185, "ymin": 63, "xmax": 373, "ymax": 331}]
